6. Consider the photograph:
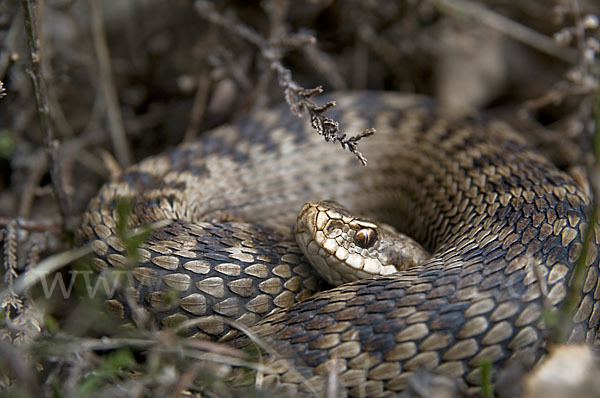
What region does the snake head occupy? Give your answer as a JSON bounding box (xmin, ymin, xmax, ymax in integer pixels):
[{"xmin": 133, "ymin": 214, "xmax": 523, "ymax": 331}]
[{"xmin": 295, "ymin": 200, "xmax": 429, "ymax": 286}]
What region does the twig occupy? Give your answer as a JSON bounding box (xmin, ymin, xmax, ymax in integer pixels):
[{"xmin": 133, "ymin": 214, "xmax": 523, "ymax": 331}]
[
  {"xmin": 523, "ymin": 82, "xmax": 593, "ymax": 111},
  {"xmin": 352, "ymin": 26, "xmax": 369, "ymax": 90},
  {"xmin": 1, "ymin": 219, "xmax": 22, "ymax": 313},
  {"xmin": 183, "ymin": 73, "xmax": 211, "ymax": 143},
  {"xmin": 88, "ymin": 0, "xmax": 131, "ymax": 168},
  {"xmin": 435, "ymin": 0, "xmax": 577, "ymax": 63},
  {"xmin": 274, "ymin": 67, "xmax": 376, "ymax": 165},
  {"xmin": 195, "ymin": 0, "xmax": 375, "ymax": 165},
  {"xmin": 523, "ymin": 1, "xmax": 598, "ymax": 121},
  {"xmin": 19, "ymin": 0, "xmax": 72, "ymax": 230},
  {"xmin": 98, "ymin": 149, "xmax": 122, "ymax": 182},
  {"xmin": 0, "ymin": 217, "xmax": 61, "ymax": 232},
  {"xmin": 2, "ymin": 219, "xmax": 18, "ymax": 286},
  {"xmin": 265, "ymin": 0, "xmax": 287, "ymax": 38},
  {"xmin": 17, "ymin": 150, "xmax": 47, "ymax": 218},
  {"xmin": 302, "ymin": 44, "xmax": 347, "ymax": 90},
  {"xmin": 0, "ymin": 14, "xmax": 20, "ymax": 82}
]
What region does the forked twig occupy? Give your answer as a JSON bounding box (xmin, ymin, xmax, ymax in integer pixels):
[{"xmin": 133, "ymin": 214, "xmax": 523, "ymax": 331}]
[{"xmin": 195, "ymin": 0, "xmax": 375, "ymax": 165}]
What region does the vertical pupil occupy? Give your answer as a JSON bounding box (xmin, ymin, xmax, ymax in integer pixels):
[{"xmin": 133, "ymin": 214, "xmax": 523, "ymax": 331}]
[{"xmin": 355, "ymin": 228, "xmax": 376, "ymax": 248}]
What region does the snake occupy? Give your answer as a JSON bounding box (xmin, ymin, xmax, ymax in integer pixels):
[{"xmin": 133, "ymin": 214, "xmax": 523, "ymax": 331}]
[{"xmin": 77, "ymin": 92, "xmax": 600, "ymax": 396}]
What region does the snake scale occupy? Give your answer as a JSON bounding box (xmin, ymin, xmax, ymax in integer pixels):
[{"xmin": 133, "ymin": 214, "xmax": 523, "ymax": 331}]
[{"xmin": 78, "ymin": 92, "xmax": 600, "ymax": 396}]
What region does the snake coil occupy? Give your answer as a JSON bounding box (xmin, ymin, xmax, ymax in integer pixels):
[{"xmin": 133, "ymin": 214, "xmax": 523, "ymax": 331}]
[{"xmin": 78, "ymin": 92, "xmax": 600, "ymax": 396}]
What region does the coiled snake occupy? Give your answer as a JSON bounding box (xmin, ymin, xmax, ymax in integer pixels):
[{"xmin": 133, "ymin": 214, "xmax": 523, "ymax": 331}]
[{"xmin": 78, "ymin": 92, "xmax": 600, "ymax": 396}]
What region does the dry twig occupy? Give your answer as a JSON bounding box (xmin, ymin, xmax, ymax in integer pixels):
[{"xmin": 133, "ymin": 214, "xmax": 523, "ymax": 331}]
[
  {"xmin": 19, "ymin": 0, "xmax": 72, "ymax": 231},
  {"xmin": 16, "ymin": 150, "xmax": 47, "ymax": 218},
  {"xmin": 523, "ymin": 3, "xmax": 598, "ymax": 114},
  {"xmin": 183, "ymin": 74, "xmax": 211, "ymax": 143},
  {"xmin": 435, "ymin": 0, "xmax": 577, "ymax": 63},
  {"xmin": 2, "ymin": 220, "xmax": 18, "ymax": 288},
  {"xmin": 195, "ymin": 0, "xmax": 375, "ymax": 165},
  {"xmin": 88, "ymin": 0, "xmax": 131, "ymax": 168},
  {"xmin": 1, "ymin": 219, "xmax": 24, "ymax": 314}
]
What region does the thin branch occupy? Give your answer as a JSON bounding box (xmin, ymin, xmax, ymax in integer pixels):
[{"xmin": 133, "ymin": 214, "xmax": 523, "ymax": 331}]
[
  {"xmin": 522, "ymin": 0, "xmax": 598, "ymax": 133},
  {"xmin": 1, "ymin": 219, "xmax": 22, "ymax": 313},
  {"xmin": 302, "ymin": 44, "xmax": 347, "ymax": 90},
  {"xmin": 0, "ymin": 217, "xmax": 61, "ymax": 233},
  {"xmin": 183, "ymin": 73, "xmax": 211, "ymax": 143},
  {"xmin": 195, "ymin": 0, "xmax": 374, "ymax": 165},
  {"xmin": 275, "ymin": 71, "xmax": 374, "ymax": 165},
  {"xmin": 435, "ymin": 0, "xmax": 577, "ymax": 63},
  {"xmin": 19, "ymin": 0, "xmax": 72, "ymax": 230},
  {"xmin": 17, "ymin": 150, "xmax": 47, "ymax": 218},
  {"xmin": 88, "ymin": 0, "xmax": 131, "ymax": 168},
  {"xmin": 2, "ymin": 220, "xmax": 18, "ymax": 286}
]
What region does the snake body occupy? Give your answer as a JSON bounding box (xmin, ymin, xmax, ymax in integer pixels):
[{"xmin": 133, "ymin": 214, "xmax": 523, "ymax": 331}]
[{"xmin": 78, "ymin": 92, "xmax": 600, "ymax": 395}]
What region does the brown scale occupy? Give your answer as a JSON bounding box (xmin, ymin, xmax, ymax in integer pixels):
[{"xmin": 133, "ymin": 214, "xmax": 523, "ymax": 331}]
[{"xmin": 77, "ymin": 92, "xmax": 600, "ymax": 396}]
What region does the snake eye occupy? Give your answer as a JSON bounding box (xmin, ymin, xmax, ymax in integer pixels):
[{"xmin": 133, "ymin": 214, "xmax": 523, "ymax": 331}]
[{"xmin": 354, "ymin": 228, "xmax": 377, "ymax": 248}]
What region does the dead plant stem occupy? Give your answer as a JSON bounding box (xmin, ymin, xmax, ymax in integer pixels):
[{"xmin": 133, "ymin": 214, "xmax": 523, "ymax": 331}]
[
  {"xmin": 19, "ymin": 0, "xmax": 72, "ymax": 231},
  {"xmin": 89, "ymin": 0, "xmax": 131, "ymax": 168}
]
